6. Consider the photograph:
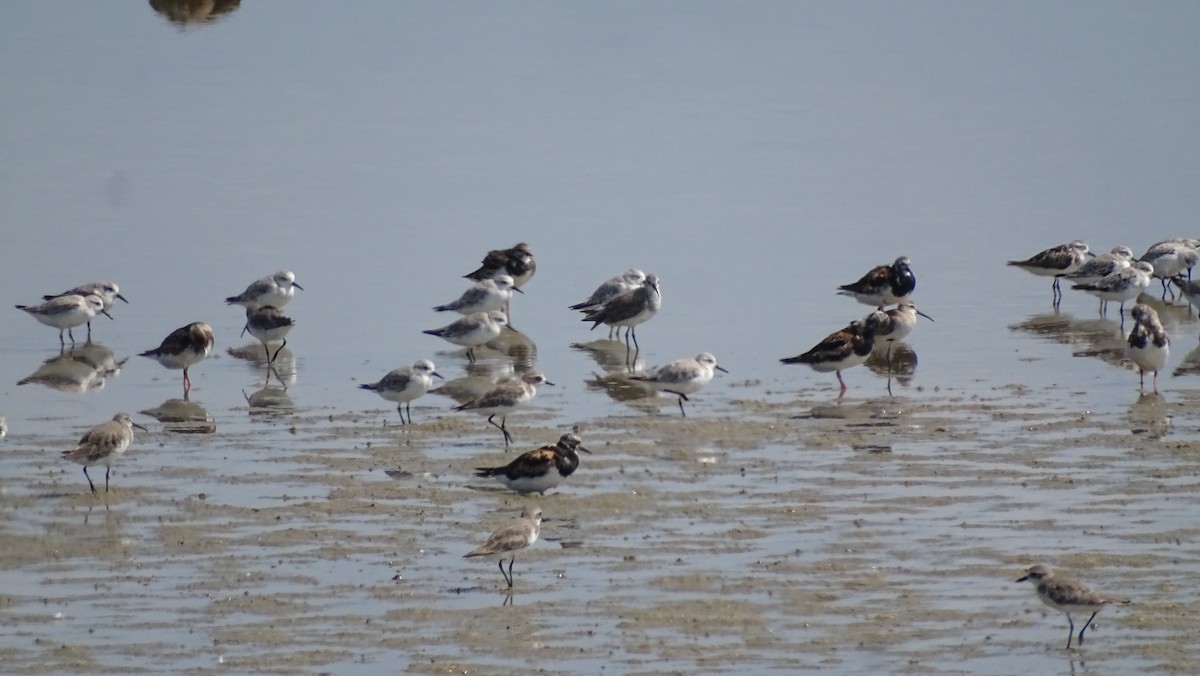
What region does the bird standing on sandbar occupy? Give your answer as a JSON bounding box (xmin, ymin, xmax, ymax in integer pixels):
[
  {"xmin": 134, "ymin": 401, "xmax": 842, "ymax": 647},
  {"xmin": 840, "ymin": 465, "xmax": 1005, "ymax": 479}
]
[
  {"xmin": 15, "ymin": 294, "xmax": 106, "ymax": 347},
  {"xmin": 62, "ymin": 412, "xmax": 148, "ymax": 495},
  {"xmin": 837, "ymin": 256, "xmax": 916, "ymax": 308},
  {"xmin": 464, "ymin": 506, "xmax": 543, "ymax": 589},
  {"xmin": 475, "ymin": 432, "xmax": 591, "ymax": 494},
  {"xmin": 1126, "ymin": 303, "xmax": 1169, "ymax": 393},
  {"xmin": 242, "ymin": 305, "xmax": 295, "ymax": 364},
  {"xmin": 453, "ymin": 371, "xmax": 553, "ymax": 447},
  {"xmin": 1008, "ymin": 240, "xmax": 1091, "ymax": 305},
  {"xmin": 139, "ymin": 322, "xmax": 215, "ymax": 398},
  {"xmin": 782, "ymin": 311, "xmax": 887, "ymax": 398},
  {"xmin": 629, "ymin": 352, "xmax": 728, "ymax": 417},
  {"xmin": 1016, "ymin": 564, "xmax": 1130, "ymax": 650},
  {"xmin": 358, "ymin": 359, "xmax": 443, "ymax": 425}
]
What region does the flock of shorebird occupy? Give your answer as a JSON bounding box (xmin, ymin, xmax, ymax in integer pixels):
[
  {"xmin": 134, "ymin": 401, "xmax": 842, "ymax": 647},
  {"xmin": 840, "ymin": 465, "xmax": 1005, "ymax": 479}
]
[
  {"xmin": 1007, "ymin": 237, "xmax": 1190, "ymax": 392},
  {"xmin": 11, "ymin": 237, "xmax": 1173, "ymax": 643}
]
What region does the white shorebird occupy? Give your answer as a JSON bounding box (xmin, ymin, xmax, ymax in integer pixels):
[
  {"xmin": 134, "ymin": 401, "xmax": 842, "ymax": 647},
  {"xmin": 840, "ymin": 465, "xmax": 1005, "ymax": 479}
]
[
  {"xmin": 423, "ymin": 310, "xmax": 508, "ymax": 363},
  {"xmin": 62, "ymin": 412, "xmax": 148, "ymax": 495},
  {"xmin": 837, "ymin": 256, "xmax": 916, "ymax": 308},
  {"xmin": 1127, "ymin": 303, "xmax": 1169, "ymax": 393},
  {"xmin": 464, "ymin": 506, "xmax": 543, "ymax": 589},
  {"xmin": 475, "ymin": 432, "xmax": 591, "ymax": 494},
  {"xmin": 1139, "ymin": 241, "xmax": 1199, "ymax": 298},
  {"xmin": 1070, "ymin": 261, "xmax": 1153, "ymax": 322},
  {"xmin": 1008, "ymin": 240, "xmax": 1091, "ymax": 304},
  {"xmin": 464, "ymin": 243, "xmax": 536, "ymax": 289},
  {"xmin": 629, "ymin": 352, "xmax": 728, "ymax": 417},
  {"xmin": 42, "ymin": 281, "xmax": 127, "ymax": 338},
  {"xmin": 225, "ymin": 270, "xmax": 303, "ymax": 310},
  {"xmin": 1016, "ymin": 564, "xmax": 1130, "ymax": 650},
  {"xmin": 139, "ymin": 322, "xmax": 215, "ymax": 398},
  {"xmin": 242, "ymin": 305, "xmax": 295, "ymax": 364},
  {"xmin": 433, "ymin": 274, "xmax": 521, "ymax": 315},
  {"xmin": 872, "ymin": 301, "xmax": 934, "ymax": 379},
  {"xmin": 782, "ymin": 311, "xmax": 887, "ymax": 398},
  {"xmin": 1065, "ymin": 246, "xmax": 1134, "ymax": 312},
  {"xmin": 453, "ymin": 371, "xmax": 553, "ymax": 447},
  {"xmin": 358, "ymin": 359, "xmax": 443, "ymax": 424},
  {"xmin": 570, "ymin": 268, "xmax": 646, "ymax": 312},
  {"xmin": 15, "ymin": 294, "xmax": 106, "ymax": 347},
  {"xmin": 582, "ymin": 273, "xmax": 661, "ymax": 354}
]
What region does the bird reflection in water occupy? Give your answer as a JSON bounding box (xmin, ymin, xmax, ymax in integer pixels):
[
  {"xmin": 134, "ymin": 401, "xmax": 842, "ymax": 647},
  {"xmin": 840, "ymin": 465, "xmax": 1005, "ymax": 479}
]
[
  {"xmin": 244, "ymin": 386, "xmax": 294, "ymax": 417},
  {"xmin": 429, "ymin": 360, "xmax": 516, "ymax": 407},
  {"xmin": 864, "ymin": 342, "xmax": 918, "ymax": 395},
  {"xmin": 149, "ymin": 0, "xmax": 241, "ymax": 27},
  {"xmin": 17, "ymin": 343, "xmax": 126, "ymax": 393},
  {"xmin": 572, "ymin": 341, "xmax": 653, "ymax": 404},
  {"xmin": 226, "ymin": 343, "xmax": 297, "ymax": 389},
  {"xmin": 1009, "ymin": 311, "xmax": 1129, "ymax": 369},
  {"xmin": 139, "ymin": 399, "xmax": 215, "ymax": 434},
  {"xmin": 484, "ymin": 326, "xmax": 538, "ymax": 373}
]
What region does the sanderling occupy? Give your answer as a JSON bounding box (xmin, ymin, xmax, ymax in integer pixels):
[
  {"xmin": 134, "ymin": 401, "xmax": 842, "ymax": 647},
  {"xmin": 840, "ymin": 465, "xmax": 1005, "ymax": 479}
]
[
  {"xmin": 464, "ymin": 506, "xmax": 543, "ymax": 589},
  {"xmin": 465, "ymin": 243, "xmax": 536, "ymax": 289},
  {"xmin": 570, "ymin": 268, "xmax": 646, "ymax": 312},
  {"xmin": 475, "ymin": 432, "xmax": 591, "ymax": 494},
  {"xmin": 139, "ymin": 322, "xmax": 215, "ymax": 398},
  {"xmin": 1008, "ymin": 240, "xmax": 1091, "ymax": 303},
  {"xmin": 242, "ymin": 305, "xmax": 295, "ymax": 364},
  {"xmin": 1170, "ymin": 276, "xmax": 1200, "ymax": 317},
  {"xmin": 1070, "ymin": 261, "xmax": 1153, "ymax": 322},
  {"xmin": 359, "ymin": 359, "xmax": 443, "ymax": 425},
  {"xmin": 15, "ymin": 294, "xmax": 106, "ymax": 347},
  {"xmin": 782, "ymin": 311, "xmax": 887, "ymax": 398},
  {"xmin": 629, "ymin": 352, "xmax": 728, "ymax": 417},
  {"xmin": 225, "ymin": 270, "xmax": 303, "ymax": 310},
  {"xmin": 873, "ymin": 301, "xmax": 934, "ymax": 373},
  {"xmin": 42, "ymin": 281, "xmax": 127, "ymax": 338},
  {"xmin": 1016, "ymin": 564, "xmax": 1130, "ymax": 650},
  {"xmin": 423, "ymin": 310, "xmax": 508, "ymax": 363},
  {"xmin": 433, "ymin": 274, "xmax": 521, "ymax": 315},
  {"xmin": 61, "ymin": 412, "xmax": 148, "ymax": 495},
  {"xmin": 837, "ymin": 256, "xmax": 916, "ymax": 308},
  {"xmin": 582, "ymin": 273, "xmax": 661, "ymax": 354},
  {"xmin": 1139, "ymin": 241, "xmax": 1199, "ymax": 298},
  {"xmin": 453, "ymin": 371, "xmax": 553, "ymax": 447},
  {"xmin": 1127, "ymin": 303, "xmax": 1169, "ymax": 393},
  {"xmin": 1065, "ymin": 246, "xmax": 1134, "ymax": 312}
]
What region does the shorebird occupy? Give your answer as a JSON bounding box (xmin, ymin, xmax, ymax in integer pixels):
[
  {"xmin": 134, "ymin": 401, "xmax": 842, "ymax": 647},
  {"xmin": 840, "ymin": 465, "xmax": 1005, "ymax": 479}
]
[
  {"xmin": 837, "ymin": 256, "xmax": 916, "ymax": 308},
  {"xmin": 1139, "ymin": 241, "xmax": 1199, "ymax": 298},
  {"xmin": 1071, "ymin": 261, "xmax": 1153, "ymax": 322},
  {"xmin": 242, "ymin": 305, "xmax": 295, "ymax": 364},
  {"xmin": 423, "ymin": 310, "xmax": 508, "ymax": 363},
  {"xmin": 1127, "ymin": 303, "xmax": 1169, "ymax": 393},
  {"xmin": 41, "ymin": 281, "xmax": 127, "ymax": 339},
  {"xmin": 629, "ymin": 352, "xmax": 728, "ymax": 417},
  {"xmin": 1065, "ymin": 246, "xmax": 1134, "ymax": 312},
  {"xmin": 464, "ymin": 243, "xmax": 536, "ymax": 289},
  {"xmin": 62, "ymin": 412, "xmax": 148, "ymax": 495},
  {"xmin": 1016, "ymin": 564, "xmax": 1130, "ymax": 650},
  {"xmin": 358, "ymin": 359, "xmax": 443, "ymax": 424},
  {"xmin": 872, "ymin": 301, "xmax": 934, "ymax": 377},
  {"xmin": 464, "ymin": 506, "xmax": 543, "ymax": 588},
  {"xmin": 453, "ymin": 371, "xmax": 553, "ymax": 447},
  {"xmin": 139, "ymin": 322, "xmax": 215, "ymax": 398},
  {"xmin": 475, "ymin": 432, "xmax": 591, "ymax": 494},
  {"xmin": 782, "ymin": 311, "xmax": 887, "ymax": 398},
  {"xmin": 225, "ymin": 270, "xmax": 303, "ymax": 310},
  {"xmin": 15, "ymin": 294, "xmax": 106, "ymax": 347},
  {"xmin": 1008, "ymin": 240, "xmax": 1091, "ymax": 304},
  {"xmin": 433, "ymin": 274, "xmax": 521, "ymax": 315},
  {"xmin": 582, "ymin": 273, "xmax": 661, "ymax": 356}
]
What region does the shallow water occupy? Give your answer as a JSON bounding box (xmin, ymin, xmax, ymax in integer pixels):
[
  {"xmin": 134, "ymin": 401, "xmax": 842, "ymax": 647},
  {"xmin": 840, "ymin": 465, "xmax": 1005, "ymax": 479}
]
[{"xmin": 3, "ymin": 1, "xmax": 1200, "ymax": 673}]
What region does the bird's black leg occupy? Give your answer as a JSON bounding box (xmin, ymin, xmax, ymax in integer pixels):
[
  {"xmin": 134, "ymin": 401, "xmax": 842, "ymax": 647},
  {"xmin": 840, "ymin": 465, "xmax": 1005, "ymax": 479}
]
[
  {"xmin": 1077, "ymin": 610, "xmax": 1099, "ymax": 646},
  {"xmin": 1065, "ymin": 614, "xmax": 1075, "ymax": 650},
  {"xmin": 83, "ymin": 467, "xmax": 97, "ymax": 496},
  {"xmin": 105, "ymin": 466, "xmax": 111, "ymax": 493}
]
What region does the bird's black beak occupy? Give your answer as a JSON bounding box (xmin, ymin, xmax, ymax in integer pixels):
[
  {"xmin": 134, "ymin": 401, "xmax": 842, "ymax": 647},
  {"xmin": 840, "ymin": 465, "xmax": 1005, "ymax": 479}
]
[
  {"xmin": 916, "ymin": 310, "xmax": 935, "ymax": 322},
  {"xmin": 102, "ymin": 310, "xmax": 115, "ymax": 320},
  {"xmin": 293, "ymin": 283, "xmax": 305, "ymax": 291},
  {"xmin": 715, "ymin": 365, "xmax": 730, "ymax": 374},
  {"xmin": 133, "ymin": 422, "xmax": 149, "ymax": 432},
  {"xmin": 578, "ymin": 445, "xmax": 593, "ymax": 454},
  {"xmin": 432, "ymin": 371, "xmax": 445, "ymax": 380},
  {"xmin": 116, "ymin": 293, "xmax": 129, "ymax": 304},
  {"xmin": 512, "ymin": 287, "xmax": 525, "ymax": 294}
]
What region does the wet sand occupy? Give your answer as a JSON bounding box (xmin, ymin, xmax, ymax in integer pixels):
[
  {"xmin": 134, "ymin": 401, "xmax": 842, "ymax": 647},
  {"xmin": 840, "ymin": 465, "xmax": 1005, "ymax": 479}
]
[{"xmin": 2, "ymin": 384, "xmax": 1198, "ymax": 674}]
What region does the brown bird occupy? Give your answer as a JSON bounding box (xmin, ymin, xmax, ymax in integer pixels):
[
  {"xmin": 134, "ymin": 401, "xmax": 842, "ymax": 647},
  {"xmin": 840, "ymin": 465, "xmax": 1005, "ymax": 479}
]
[
  {"xmin": 464, "ymin": 506, "xmax": 543, "ymax": 588},
  {"xmin": 1016, "ymin": 564, "xmax": 1130, "ymax": 650},
  {"xmin": 139, "ymin": 322, "xmax": 215, "ymax": 398},
  {"xmin": 475, "ymin": 433, "xmax": 591, "ymax": 494},
  {"xmin": 62, "ymin": 412, "xmax": 148, "ymax": 495}
]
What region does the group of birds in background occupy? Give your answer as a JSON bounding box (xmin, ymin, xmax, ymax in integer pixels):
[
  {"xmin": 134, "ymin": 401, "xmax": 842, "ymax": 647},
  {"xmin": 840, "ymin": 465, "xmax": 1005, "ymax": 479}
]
[{"xmin": 1007, "ymin": 238, "xmax": 1192, "ymax": 392}]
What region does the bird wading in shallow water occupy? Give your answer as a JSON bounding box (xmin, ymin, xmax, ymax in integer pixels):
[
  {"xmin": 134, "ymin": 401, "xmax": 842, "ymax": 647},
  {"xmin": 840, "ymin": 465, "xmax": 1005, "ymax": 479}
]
[
  {"xmin": 1016, "ymin": 564, "xmax": 1130, "ymax": 650},
  {"xmin": 464, "ymin": 506, "xmax": 543, "ymax": 589},
  {"xmin": 837, "ymin": 256, "xmax": 916, "ymax": 308},
  {"xmin": 1007, "ymin": 240, "xmax": 1091, "ymax": 306},
  {"xmin": 782, "ymin": 311, "xmax": 886, "ymax": 399}
]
